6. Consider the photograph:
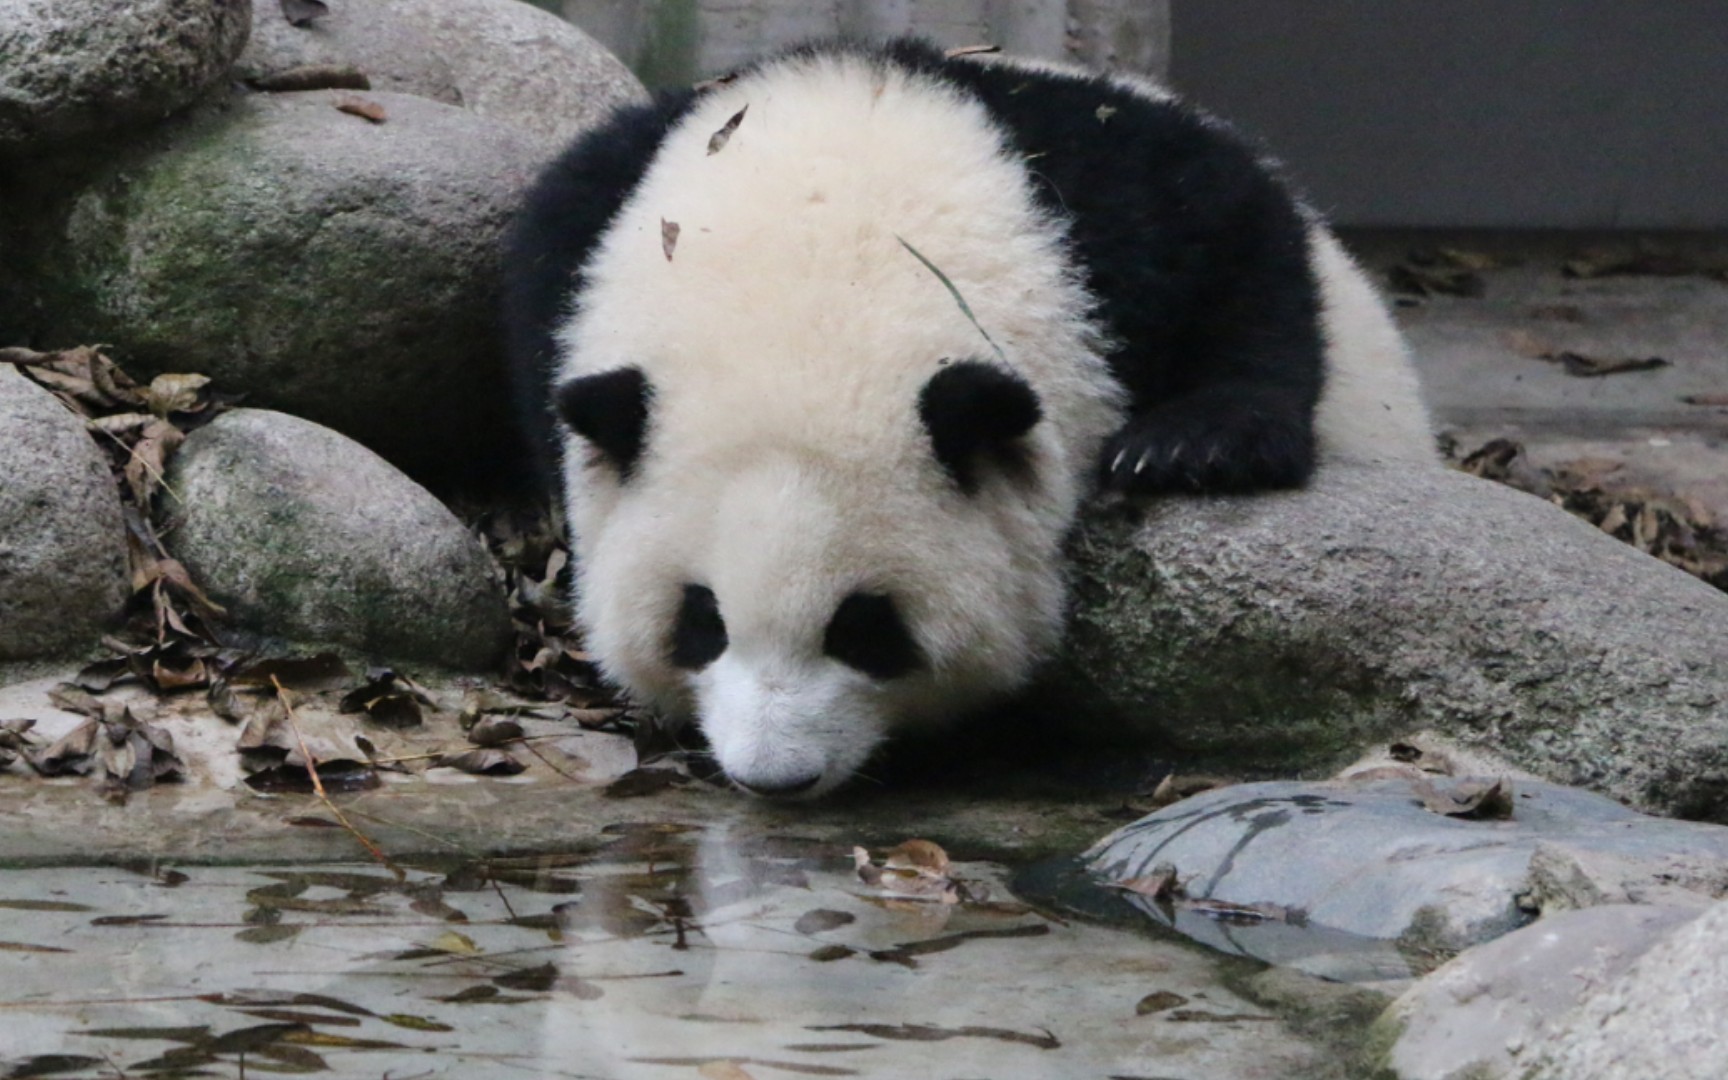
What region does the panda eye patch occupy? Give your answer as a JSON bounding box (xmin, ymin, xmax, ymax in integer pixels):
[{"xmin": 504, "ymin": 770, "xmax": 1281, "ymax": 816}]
[
  {"xmin": 824, "ymin": 592, "xmax": 922, "ymax": 680},
  {"xmin": 670, "ymin": 584, "xmax": 727, "ymax": 669}
]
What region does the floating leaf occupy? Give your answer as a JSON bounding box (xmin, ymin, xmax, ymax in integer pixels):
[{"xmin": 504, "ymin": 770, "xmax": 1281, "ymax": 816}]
[
  {"xmin": 808, "ymin": 944, "xmax": 856, "ymax": 962},
  {"xmin": 493, "ymin": 962, "xmax": 559, "ymax": 992},
  {"xmin": 807, "ymin": 1022, "xmax": 1058, "ymax": 1050},
  {"xmin": 661, "ymin": 218, "xmax": 681, "ymax": 262},
  {"xmin": 1136, "ymin": 990, "xmax": 1190, "ymax": 1015},
  {"xmin": 381, "ymin": 1014, "xmax": 453, "ymax": 1032},
  {"xmin": 793, "ymin": 909, "xmax": 855, "ymax": 935}
]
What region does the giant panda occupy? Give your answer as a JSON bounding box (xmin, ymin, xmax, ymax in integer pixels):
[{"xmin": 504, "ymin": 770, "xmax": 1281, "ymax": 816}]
[{"xmin": 503, "ymin": 38, "xmax": 1433, "ymax": 799}]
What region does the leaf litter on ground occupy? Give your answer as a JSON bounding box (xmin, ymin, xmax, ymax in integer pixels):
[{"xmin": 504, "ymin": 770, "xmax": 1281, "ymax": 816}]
[
  {"xmin": 1451, "ymin": 436, "xmax": 1728, "ymax": 593},
  {"xmin": 3, "ymin": 348, "xmax": 656, "ymax": 812}
]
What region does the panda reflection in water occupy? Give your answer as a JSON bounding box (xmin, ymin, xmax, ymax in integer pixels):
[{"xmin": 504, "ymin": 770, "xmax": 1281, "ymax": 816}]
[{"xmin": 503, "ymin": 38, "xmax": 1434, "ymax": 799}]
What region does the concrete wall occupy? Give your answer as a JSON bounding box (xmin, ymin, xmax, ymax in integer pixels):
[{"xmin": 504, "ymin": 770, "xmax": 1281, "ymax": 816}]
[
  {"xmin": 1170, "ymin": 0, "xmax": 1728, "ymax": 229},
  {"xmin": 559, "ymin": 0, "xmax": 1168, "ymax": 88}
]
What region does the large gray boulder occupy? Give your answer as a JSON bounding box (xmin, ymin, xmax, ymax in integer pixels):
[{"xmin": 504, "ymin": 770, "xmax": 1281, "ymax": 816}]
[
  {"xmin": 1061, "ymin": 464, "xmax": 1728, "ymax": 820},
  {"xmin": 19, "ymin": 90, "xmax": 547, "ymax": 486},
  {"xmin": 1379, "ymin": 904, "xmax": 1701, "ymax": 1080},
  {"xmin": 164, "ymin": 408, "xmax": 511, "ymax": 669},
  {"xmin": 1520, "ymin": 896, "xmax": 1728, "ymax": 1080},
  {"xmin": 0, "ymin": 0, "xmax": 251, "ymax": 154},
  {"xmin": 236, "ymin": 0, "xmax": 463, "ymax": 105},
  {"xmin": 237, "ymin": 0, "xmax": 646, "ymax": 150},
  {"xmin": 379, "ymin": 0, "xmax": 646, "ymax": 148},
  {"xmin": 0, "ymin": 366, "xmax": 127, "ymax": 660}
]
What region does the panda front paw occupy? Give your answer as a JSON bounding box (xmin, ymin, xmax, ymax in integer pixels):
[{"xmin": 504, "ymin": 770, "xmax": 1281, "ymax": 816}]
[{"xmin": 1099, "ymin": 399, "xmax": 1316, "ymax": 496}]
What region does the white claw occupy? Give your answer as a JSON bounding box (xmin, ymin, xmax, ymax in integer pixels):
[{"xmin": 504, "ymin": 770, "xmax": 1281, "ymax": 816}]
[
  {"xmin": 1134, "ymin": 450, "xmax": 1152, "ymax": 474},
  {"xmin": 1110, "ymin": 448, "xmax": 1128, "ymax": 472},
  {"xmin": 1168, "ymin": 444, "xmax": 1184, "ymax": 464}
]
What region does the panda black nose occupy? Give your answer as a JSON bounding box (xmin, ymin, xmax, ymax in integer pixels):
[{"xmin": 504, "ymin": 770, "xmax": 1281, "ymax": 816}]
[{"xmin": 733, "ymin": 773, "xmax": 822, "ymax": 798}]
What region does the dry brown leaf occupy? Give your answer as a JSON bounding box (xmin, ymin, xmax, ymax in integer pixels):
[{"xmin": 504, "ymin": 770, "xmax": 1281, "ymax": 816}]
[
  {"xmin": 1136, "ymin": 990, "xmax": 1190, "ymax": 1015},
  {"xmin": 249, "ymin": 65, "xmax": 370, "ymax": 93},
  {"xmin": 943, "ymin": 43, "xmax": 1001, "ymax": 58},
  {"xmin": 706, "ymin": 105, "xmax": 747, "ymax": 155},
  {"xmin": 434, "ymin": 748, "xmax": 526, "ymax": 776},
  {"xmin": 1681, "ymin": 392, "xmax": 1728, "ymax": 407},
  {"xmin": 138, "ymin": 373, "xmax": 211, "ymax": 416},
  {"xmin": 1410, "ymin": 776, "xmax": 1515, "ymax": 820},
  {"xmin": 1148, "ymin": 774, "xmax": 1231, "ymax": 807},
  {"xmin": 468, "ymin": 715, "xmax": 525, "ymax": 747},
  {"xmin": 660, "ymin": 218, "xmax": 681, "ymax": 262},
  {"xmin": 1106, "ymin": 863, "xmax": 1182, "ymax": 901},
  {"xmin": 335, "ymin": 96, "xmax": 387, "ymax": 123},
  {"xmin": 883, "ymin": 838, "xmax": 949, "ymax": 874}
]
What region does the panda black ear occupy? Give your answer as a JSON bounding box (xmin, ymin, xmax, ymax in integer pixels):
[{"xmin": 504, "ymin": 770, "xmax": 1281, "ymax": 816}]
[
  {"xmin": 555, "ymin": 367, "xmax": 653, "ymax": 480},
  {"xmin": 918, "ymin": 360, "xmax": 1042, "ymax": 494}
]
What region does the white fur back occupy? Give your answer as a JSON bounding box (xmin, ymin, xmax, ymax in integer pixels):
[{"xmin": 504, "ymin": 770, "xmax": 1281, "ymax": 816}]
[{"xmin": 1306, "ymin": 226, "xmax": 1437, "ymax": 465}]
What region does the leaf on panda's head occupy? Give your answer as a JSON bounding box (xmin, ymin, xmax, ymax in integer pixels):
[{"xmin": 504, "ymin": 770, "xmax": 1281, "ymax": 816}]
[
  {"xmin": 706, "ymin": 105, "xmax": 747, "ymax": 155},
  {"xmin": 661, "ymin": 219, "xmax": 681, "ymax": 262},
  {"xmin": 279, "ymin": 0, "xmax": 329, "ymax": 27}
]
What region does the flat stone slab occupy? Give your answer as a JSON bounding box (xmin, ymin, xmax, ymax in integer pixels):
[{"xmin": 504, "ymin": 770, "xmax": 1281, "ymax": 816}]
[{"xmin": 1086, "ymin": 777, "xmax": 1728, "ymax": 968}]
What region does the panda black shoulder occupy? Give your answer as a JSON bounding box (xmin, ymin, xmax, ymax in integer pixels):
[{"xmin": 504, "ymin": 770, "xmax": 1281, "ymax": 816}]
[
  {"xmin": 502, "ymin": 88, "xmax": 699, "ymax": 486},
  {"xmin": 897, "ymin": 41, "xmax": 1328, "ymax": 493}
]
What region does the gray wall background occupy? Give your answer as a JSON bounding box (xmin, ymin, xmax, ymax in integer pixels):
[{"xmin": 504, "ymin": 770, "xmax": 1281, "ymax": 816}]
[
  {"xmin": 1171, "ymin": 1, "xmax": 1728, "ymax": 229},
  {"xmin": 558, "ymin": 0, "xmax": 1168, "ymax": 89}
]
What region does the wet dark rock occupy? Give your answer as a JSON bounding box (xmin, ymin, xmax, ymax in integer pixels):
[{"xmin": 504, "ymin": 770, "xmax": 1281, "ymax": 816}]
[
  {"xmin": 0, "ymin": 366, "xmax": 127, "ymax": 661},
  {"xmin": 0, "ymin": 0, "xmax": 250, "ymax": 154},
  {"xmin": 1063, "ymin": 464, "xmax": 1728, "ymax": 820},
  {"xmin": 1086, "ymin": 776, "xmax": 1728, "ymax": 967},
  {"xmin": 1379, "ymin": 903, "xmax": 1700, "ymax": 1080},
  {"xmin": 165, "ymin": 408, "xmax": 511, "ymax": 669}
]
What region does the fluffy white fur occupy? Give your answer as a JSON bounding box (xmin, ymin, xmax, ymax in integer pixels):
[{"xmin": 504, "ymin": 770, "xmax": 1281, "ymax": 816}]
[
  {"xmin": 557, "ymin": 50, "xmax": 1122, "ymax": 794},
  {"xmin": 553, "ymin": 50, "xmax": 1430, "ymax": 797}
]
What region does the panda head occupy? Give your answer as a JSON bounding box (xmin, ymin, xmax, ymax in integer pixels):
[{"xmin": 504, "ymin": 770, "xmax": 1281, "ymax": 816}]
[{"xmin": 554, "ymin": 357, "xmax": 1065, "ymax": 799}]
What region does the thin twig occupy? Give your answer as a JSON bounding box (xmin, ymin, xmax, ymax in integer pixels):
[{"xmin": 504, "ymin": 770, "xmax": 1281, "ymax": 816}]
[
  {"xmin": 272, "ymin": 676, "xmax": 404, "ymax": 882},
  {"xmin": 896, "ymin": 234, "xmax": 1008, "ymax": 363}
]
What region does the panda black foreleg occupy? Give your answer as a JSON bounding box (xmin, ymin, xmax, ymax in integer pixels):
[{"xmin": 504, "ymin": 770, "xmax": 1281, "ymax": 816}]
[{"xmin": 1099, "ymin": 381, "xmax": 1317, "ymax": 495}]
